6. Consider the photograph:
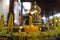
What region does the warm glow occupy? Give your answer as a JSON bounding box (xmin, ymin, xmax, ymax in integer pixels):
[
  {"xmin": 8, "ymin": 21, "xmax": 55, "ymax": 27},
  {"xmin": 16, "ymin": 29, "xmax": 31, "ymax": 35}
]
[
  {"xmin": 39, "ymin": 28, "xmax": 41, "ymax": 30},
  {"xmin": 20, "ymin": 26, "xmax": 23, "ymax": 29}
]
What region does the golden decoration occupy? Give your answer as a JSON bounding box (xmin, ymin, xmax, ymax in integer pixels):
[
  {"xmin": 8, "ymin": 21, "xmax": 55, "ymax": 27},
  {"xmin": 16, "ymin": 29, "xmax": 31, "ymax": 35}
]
[{"xmin": 8, "ymin": 13, "xmax": 14, "ymax": 34}]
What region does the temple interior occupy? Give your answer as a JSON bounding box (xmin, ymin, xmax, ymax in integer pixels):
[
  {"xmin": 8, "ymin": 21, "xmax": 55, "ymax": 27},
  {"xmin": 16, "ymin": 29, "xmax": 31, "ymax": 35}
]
[{"xmin": 0, "ymin": 0, "xmax": 60, "ymax": 40}]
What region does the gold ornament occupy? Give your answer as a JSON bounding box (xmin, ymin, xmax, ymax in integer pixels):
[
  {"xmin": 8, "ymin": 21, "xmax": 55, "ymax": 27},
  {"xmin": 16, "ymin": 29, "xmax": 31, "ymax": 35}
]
[
  {"xmin": 8, "ymin": 13, "xmax": 14, "ymax": 34},
  {"xmin": 30, "ymin": 1, "xmax": 42, "ymax": 26}
]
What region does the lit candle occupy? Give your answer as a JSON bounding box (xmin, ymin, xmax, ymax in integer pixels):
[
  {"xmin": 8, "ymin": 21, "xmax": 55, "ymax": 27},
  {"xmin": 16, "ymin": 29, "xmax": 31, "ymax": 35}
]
[
  {"xmin": 53, "ymin": 16, "xmax": 58, "ymax": 27},
  {"xmin": 8, "ymin": 13, "xmax": 14, "ymax": 34},
  {"xmin": 29, "ymin": 15, "xmax": 32, "ymax": 27}
]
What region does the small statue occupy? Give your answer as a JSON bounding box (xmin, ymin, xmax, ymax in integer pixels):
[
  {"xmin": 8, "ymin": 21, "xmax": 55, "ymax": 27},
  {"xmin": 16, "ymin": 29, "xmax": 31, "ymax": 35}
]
[{"xmin": 30, "ymin": 1, "xmax": 42, "ymax": 26}]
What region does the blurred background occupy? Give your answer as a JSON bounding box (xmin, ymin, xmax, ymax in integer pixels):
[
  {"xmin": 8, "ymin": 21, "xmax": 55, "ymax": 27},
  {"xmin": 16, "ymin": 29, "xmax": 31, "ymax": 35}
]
[{"xmin": 0, "ymin": 0, "xmax": 60, "ymax": 25}]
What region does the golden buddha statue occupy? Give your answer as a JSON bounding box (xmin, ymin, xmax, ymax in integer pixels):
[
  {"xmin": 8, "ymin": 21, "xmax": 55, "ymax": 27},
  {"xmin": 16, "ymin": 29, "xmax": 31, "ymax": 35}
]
[{"xmin": 30, "ymin": 1, "xmax": 42, "ymax": 26}]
